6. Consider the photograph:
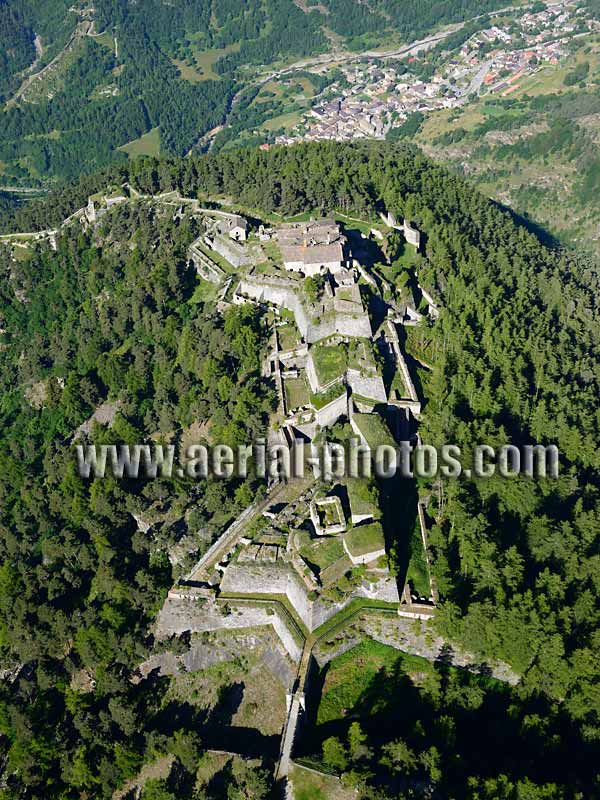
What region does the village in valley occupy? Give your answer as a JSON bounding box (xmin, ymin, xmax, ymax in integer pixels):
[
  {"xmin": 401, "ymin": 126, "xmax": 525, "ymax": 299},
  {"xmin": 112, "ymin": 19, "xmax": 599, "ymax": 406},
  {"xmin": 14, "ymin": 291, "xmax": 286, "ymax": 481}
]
[{"xmin": 273, "ymin": 0, "xmax": 599, "ymax": 146}]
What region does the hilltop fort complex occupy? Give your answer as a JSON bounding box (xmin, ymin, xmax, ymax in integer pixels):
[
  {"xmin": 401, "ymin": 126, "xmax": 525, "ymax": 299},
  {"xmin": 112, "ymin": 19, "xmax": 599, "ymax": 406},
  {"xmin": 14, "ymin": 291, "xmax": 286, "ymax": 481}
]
[{"xmin": 1, "ymin": 184, "xmax": 510, "ymax": 792}]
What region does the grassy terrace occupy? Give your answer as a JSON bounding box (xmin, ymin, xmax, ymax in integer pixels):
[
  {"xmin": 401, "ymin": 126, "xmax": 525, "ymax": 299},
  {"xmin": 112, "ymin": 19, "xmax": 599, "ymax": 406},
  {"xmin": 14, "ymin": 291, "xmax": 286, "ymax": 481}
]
[
  {"xmin": 194, "ymin": 238, "xmax": 237, "ymax": 275},
  {"xmin": 297, "ymin": 531, "xmax": 345, "ymax": 572},
  {"xmin": 284, "ymin": 376, "xmax": 310, "ymax": 411},
  {"xmin": 343, "ymin": 522, "xmax": 385, "ymax": 559},
  {"xmin": 314, "ymin": 638, "xmax": 432, "ymax": 725},
  {"xmin": 349, "ymin": 339, "xmax": 377, "ymax": 373},
  {"xmin": 406, "ymin": 517, "xmax": 431, "ymax": 599},
  {"xmin": 311, "ymin": 343, "xmax": 347, "ymax": 386},
  {"xmin": 187, "ymin": 40, "xmax": 241, "ymax": 81},
  {"xmin": 277, "ymin": 321, "xmax": 300, "ymax": 352},
  {"xmin": 319, "ymin": 555, "xmax": 354, "ymax": 588},
  {"xmin": 345, "ymin": 477, "xmax": 379, "ymax": 519},
  {"xmin": 351, "ymin": 412, "xmax": 397, "ymax": 450},
  {"xmin": 310, "ymin": 385, "xmax": 346, "ymax": 410},
  {"xmin": 389, "ymin": 368, "xmax": 411, "ymax": 400}
]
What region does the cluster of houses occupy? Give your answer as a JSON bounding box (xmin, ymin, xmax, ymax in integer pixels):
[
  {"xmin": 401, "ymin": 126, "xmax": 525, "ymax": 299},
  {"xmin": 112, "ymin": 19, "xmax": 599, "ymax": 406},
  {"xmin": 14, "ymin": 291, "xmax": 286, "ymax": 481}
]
[{"xmin": 276, "ymin": 0, "xmax": 596, "ymax": 145}]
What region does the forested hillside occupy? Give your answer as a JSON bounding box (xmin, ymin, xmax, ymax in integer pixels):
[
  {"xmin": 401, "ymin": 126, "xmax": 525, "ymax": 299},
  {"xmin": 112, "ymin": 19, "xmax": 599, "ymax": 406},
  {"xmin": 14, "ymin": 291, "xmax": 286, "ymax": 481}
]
[
  {"xmin": 0, "ymin": 196, "xmax": 276, "ymax": 797},
  {"xmin": 415, "ymin": 65, "xmax": 600, "ymax": 253},
  {"xmin": 1, "ymin": 141, "xmax": 600, "ymax": 796},
  {"xmin": 0, "ymin": 0, "xmax": 513, "ymax": 186}
]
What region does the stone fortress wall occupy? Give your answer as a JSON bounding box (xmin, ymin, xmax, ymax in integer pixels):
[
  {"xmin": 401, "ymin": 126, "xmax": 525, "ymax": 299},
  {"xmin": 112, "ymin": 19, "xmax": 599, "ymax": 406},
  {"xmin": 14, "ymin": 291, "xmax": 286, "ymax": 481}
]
[
  {"xmin": 156, "ymin": 590, "xmax": 303, "ymax": 662},
  {"xmin": 346, "ymin": 368, "xmax": 387, "ymax": 404},
  {"xmin": 220, "ymin": 563, "xmax": 313, "ymax": 627},
  {"xmin": 237, "ymin": 276, "xmax": 372, "ymax": 343},
  {"xmin": 314, "ymin": 391, "xmax": 349, "ymax": 429},
  {"xmin": 219, "ymin": 562, "xmax": 399, "ymax": 632}
]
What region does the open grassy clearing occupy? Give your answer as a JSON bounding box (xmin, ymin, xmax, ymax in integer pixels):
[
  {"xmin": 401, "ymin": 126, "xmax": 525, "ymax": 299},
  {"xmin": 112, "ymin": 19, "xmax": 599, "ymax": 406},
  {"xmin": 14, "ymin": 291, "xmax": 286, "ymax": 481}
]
[
  {"xmin": 189, "ymin": 41, "xmax": 241, "ymax": 81},
  {"xmin": 261, "ymin": 109, "xmax": 304, "ymax": 132},
  {"xmin": 256, "ymin": 75, "xmax": 317, "ymax": 105},
  {"xmin": 284, "ymin": 375, "xmax": 310, "ymax": 410},
  {"xmin": 334, "ymin": 211, "xmax": 381, "ymax": 233},
  {"xmin": 417, "ymin": 104, "xmax": 487, "ymax": 140},
  {"xmin": 11, "ymin": 245, "xmax": 34, "ymax": 263},
  {"xmin": 117, "ymin": 127, "xmax": 161, "ymax": 158},
  {"xmin": 92, "ymin": 31, "xmax": 115, "ymax": 51},
  {"xmin": 290, "ymin": 764, "xmax": 356, "ymax": 800},
  {"xmin": 173, "ymin": 58, "xmax": 205, "ymax": 83},
  {"xmin": 23, "ymin": 129, "xmax": 62, "ymax": 142},
  {"xmin": 316, "ymin": 638, "xmax": 431, "ymax": 724},
  {"xmin": 255, "ymin": 79, "xmax": 286, "ymax": 103}
]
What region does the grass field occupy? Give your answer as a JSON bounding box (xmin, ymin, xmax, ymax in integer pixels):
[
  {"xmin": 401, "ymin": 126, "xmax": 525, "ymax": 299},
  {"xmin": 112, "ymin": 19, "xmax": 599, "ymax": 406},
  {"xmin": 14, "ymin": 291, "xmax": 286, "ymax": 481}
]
[
  {"xmin": 11, "ymin": 245, "xmax": 34, "ymax": 262},
  {"xmin": 261, "ymin": 109, "xmax": 304, "ymax": 132},
  {"xmin": 255, "ymin": 79, "xmax": 286, "ymax": 103},
  {"xmin": 345, "ymin": 477, "xmax": 378, "ymax": 519},
  {"xmin": 284, "ymin": 375, "xmax": 310, "ymax": 410},
  {"xmin": 316, "ymin": 638, "xmax": 431, "ymax": 725},
  {"xmin": 188, "ymin": 41, "xmax": 241, "ymax": 81},
  {"xmin": 117, "ymin": 127, "xmax": 161, "ymax": 158},
  {"xmin": 290, "ymin": 765, "xmax": 356, "ymax": 800},
  {"xmin": 172, "ymin": 58, "xmax": 205, "ymax": 83},
  {"xmin": 92, "ymin": 31, "xmax": 115, "ymax": 51},
  {"xmin": 256, "ymin": 75, "xmax": 317, "ymax": 105}
]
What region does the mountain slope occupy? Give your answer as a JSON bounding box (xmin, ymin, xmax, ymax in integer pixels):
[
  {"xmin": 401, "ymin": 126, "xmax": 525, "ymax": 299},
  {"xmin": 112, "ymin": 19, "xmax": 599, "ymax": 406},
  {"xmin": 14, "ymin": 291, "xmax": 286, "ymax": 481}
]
[
  {"xmin": 0, "ymin": 0, "xmax": 516, "ymax": 186},
  {"xmin": 0, "ymin": 141, "xmax": 600, "ymax": 796}
]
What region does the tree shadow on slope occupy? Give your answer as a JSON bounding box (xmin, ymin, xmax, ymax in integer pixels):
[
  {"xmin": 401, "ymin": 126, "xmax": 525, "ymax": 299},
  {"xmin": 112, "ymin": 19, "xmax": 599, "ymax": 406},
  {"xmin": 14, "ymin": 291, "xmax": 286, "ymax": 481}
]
[
  {"xmin": 493, "ymin": 199, "xmax": 560, "ymax": 250},
  {"xmin": 379, "ymin": 471, "xmax": 419, "ymax": 591},
  {"xmin": 298, "ymin": 651, "xmax": 600, "ymax": 795},
  {"xmin": 151, "ymin": 682, "xmax": 280, "ymax": 761}
]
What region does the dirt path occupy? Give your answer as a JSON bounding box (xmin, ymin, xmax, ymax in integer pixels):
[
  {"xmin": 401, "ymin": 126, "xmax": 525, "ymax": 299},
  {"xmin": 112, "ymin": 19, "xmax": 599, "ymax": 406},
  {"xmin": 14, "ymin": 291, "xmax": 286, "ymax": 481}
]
[{"xmin": 7, "ymin": 20, "xmax": 91, "ymax": 106}]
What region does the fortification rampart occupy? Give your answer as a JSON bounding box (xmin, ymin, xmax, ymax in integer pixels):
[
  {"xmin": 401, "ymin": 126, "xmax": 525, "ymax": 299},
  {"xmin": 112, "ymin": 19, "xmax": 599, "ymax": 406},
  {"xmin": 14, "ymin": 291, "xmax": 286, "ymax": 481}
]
[
  {"xmin": 314, "ymin": 391, "xmax": 348, "ymax": 428},
  {"xmin": 155, "ymin": 592, "xmax": 303, "ymax": 661},
  {"xmin": 238, "ymin": 277, "xmax": 372, "ymax": 343},
  {"xmin": 347, "ymin": 368, "xmax": 387, "ymax": 404},
  {"xmin": 220, "ymin": 563, "xmax": 313, "ymax": 629}
]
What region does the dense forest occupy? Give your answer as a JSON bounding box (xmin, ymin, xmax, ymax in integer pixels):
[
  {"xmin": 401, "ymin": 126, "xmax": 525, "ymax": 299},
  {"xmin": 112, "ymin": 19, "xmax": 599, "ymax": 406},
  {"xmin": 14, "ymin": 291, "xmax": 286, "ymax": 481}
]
[
  {"xmin": 0, "ymin": 198, "xmax": 275, "ymax": 797},
  {"xmin": 1, "ymin": 141, "xmax": 600, "ymax": 796}
]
